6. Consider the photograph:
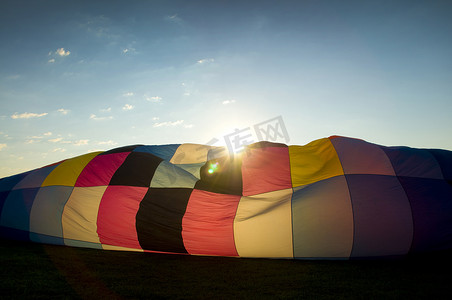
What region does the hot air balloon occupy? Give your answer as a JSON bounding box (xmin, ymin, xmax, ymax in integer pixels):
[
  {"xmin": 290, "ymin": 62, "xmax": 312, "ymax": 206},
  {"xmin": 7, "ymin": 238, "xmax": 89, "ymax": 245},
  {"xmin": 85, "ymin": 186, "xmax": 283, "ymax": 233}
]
[{"xmin": 1, "ymin": 136, "xmax": 451, "ymax": 259}]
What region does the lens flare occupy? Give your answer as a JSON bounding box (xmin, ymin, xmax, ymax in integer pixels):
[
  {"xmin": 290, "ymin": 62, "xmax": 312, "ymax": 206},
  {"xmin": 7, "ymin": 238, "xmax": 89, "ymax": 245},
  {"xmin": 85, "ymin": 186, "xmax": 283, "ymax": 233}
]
[{"xmin": 208, "ymin": 162, "xmax": 219, "ymax": 174}]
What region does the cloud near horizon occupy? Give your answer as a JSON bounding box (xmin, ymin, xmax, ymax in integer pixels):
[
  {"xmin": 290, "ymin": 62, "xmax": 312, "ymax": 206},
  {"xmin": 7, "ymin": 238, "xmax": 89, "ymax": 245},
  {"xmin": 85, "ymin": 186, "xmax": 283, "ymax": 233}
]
[
  {"xmin": 11, "ymin": 112, "xmax": 48, "ymax": 119},
  {"xmin": 122, "ymin": 104, "xmax": 134, "ymax": 111},
  {"xmin": 145, "ymin": 96, "xmax": 162, "ymax": 102},
  {"xmin": 90, "ymin": 114, "xmax": 113, "ymax": 121},
  {"xmin": 153, "ymin": 120, "xmax": 184, "ymax": 128}
]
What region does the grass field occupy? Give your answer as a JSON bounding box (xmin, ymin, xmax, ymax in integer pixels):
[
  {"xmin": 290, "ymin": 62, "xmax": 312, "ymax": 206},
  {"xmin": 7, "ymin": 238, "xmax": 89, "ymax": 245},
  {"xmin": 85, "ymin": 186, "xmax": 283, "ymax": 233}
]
[{"xmin": 1, "ymin": 240, "xmax": 451, "ymax": 299}]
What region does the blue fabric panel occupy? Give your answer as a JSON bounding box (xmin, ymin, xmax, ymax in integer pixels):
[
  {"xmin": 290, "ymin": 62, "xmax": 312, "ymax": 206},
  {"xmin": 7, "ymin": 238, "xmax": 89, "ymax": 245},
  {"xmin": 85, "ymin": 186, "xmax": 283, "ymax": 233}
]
[
  {"xmin": 427, "ymin": 149, "xmax": 452, "ymax": 182},
  {"xmin": 0, "ymin": 191, "xmax": 10, "ymax": 220},
  {"xmin": 13, "ymin": 164, "xmax": 59, "ymax": 190},
  {"xmin": 347, "ymin": 174, "xmax": 413, "ymax": 258},
  {"xmin": 382, "ymin": 146, "xmax": 443, "ymax": 179},
  {"xmin": 0, "ymin": 226, "xmax": 30, "ymax": 241},
  {"xmin": 0, "ymin": 188, "xmax": 40, "ymax": 231},
  {"xmin": 30, "ymin": 186, "xmax": 73, "ymax": 238},
  {"xmin": 0, "ymin": 171, "xmax": 32, "ymax": 192},
  {"xmin": 398, "ymin": 176, "xmax": 452, "ymax": 253},
  {"xmin": 30, "ymin": 232, "xmax": 64, "ymax": 245},
  {"xmin": 134, "ymin": 144, "xmax": 180, "ymax": 161}
]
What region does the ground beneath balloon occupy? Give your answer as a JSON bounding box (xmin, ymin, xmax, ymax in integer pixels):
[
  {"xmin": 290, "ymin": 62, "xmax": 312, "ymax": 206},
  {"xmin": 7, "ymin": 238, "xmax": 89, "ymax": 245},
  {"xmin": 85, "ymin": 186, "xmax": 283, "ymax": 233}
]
[{"xmin": 1, "ymin": 240, "xmax": 451, "ymax": 299}]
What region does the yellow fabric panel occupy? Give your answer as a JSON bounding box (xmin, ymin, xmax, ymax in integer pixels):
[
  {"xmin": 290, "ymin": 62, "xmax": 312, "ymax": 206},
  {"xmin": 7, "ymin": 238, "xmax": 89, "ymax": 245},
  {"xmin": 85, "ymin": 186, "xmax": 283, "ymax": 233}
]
[
  {"xmin": 101, "ymin": 244, "xmax": 143, "ymax": 252},
  {"xmin": 234, "ymin": 188, "xmax": 293, "ymax": 258},
  {"xmin": 62, "ymin": 186, "xmax": 107, "ymax": 244},
  {"xmin": 169, "ymin": 144, "xmax": 227, "ymax": 164},
  {"xmin": 42, "ymin": 152, "xmax": 102, "ymax": 187},
  {"xmin": 289, "ymin": 138, "xmax": 343, "ymax": 187}
]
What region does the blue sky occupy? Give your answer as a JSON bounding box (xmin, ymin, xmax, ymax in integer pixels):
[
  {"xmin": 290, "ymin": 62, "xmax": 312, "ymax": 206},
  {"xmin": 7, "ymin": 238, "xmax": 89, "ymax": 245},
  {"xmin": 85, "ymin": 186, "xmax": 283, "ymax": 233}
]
[{"xmin": 1, "ymin": 0, "xmax": 452, "ymax": 177}]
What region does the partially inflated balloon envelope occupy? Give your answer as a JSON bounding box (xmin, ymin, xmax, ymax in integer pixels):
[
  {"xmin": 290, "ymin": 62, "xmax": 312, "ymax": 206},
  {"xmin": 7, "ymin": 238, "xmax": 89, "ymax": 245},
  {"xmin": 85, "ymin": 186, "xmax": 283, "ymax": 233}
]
[{"xmin": 1, "ymin": 136, "xmax": 452, "ymax": 259}]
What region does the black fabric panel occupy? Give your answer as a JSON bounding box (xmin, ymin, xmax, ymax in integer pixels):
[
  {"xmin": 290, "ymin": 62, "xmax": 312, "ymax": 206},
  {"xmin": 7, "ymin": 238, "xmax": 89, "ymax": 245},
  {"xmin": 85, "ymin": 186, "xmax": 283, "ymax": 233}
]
[
  {"xmin": 136, "ymin": 188, "xmax": 192, "ymax": 253},
  {"xmin": 0, "ymin": 191, "xmax": 10, "ymax": 219},
  {"xmin": 109, "ymin": 152, "xmax": 162, "ymax": 187},
  {"xmin": 100, "ymin": 144, "xmax": 143, "ymax": 155},
  {"xmin": 194, "ymin": 155, "xmax": 242, "ymax": 195},
  {"xmin": 398, "ymin": 176, "xmax": 452, "ymax": 253},
  {"xmin": 246, "ymin": 141, "xmax": 288, "ymax": 149},
  {"xmin": 428, "ymin": 149, "xmax": 452, "ymax": 181}
]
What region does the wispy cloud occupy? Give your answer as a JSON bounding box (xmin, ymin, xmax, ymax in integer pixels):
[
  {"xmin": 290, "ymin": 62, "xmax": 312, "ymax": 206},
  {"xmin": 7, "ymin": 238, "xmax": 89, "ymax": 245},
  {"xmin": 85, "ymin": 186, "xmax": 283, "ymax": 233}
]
[
  {"xmin": 145, "ymin": 95, "xmax": 162, "ymax": 102},
  {"xmin": 123, "ymin": 92, "xmax": 134, "ymax": 97},
  {"xmin": 49, "ymin": 137, "xmax": 63, "ymax": 143},
  {"xmin": 197, "ymin": 58, "xmax": 214, "ymax": 64},
  {"xmin": 74, "ymin": 139, "xmax": 89, "ymax": 146},
  {"xmin": 100, "ymin": 107, "xmax": 112, "ymax": 113},
  {"xmin": 222, "ymin": 99, "xmax": 236, "ymax": 105},
  {"xmin": 55, "ymin": 48, "xmax": 71, "ymax": 57},
  {"xmin": 43, "ymin": 132, "xmax": 52, "ymax": 136},
  {"xmin": 98, "ymin": 140, "xmax": 118, "ymax": 146},
  {"xmin": 122, "ymin": 104, "xmax": 134, "ymax": 111},
  {"xmin": 11, "ymin": 112, "xmax": 48, "ymax": 119},
  {"xmin": 48, "ymin": 58, "xmax": 55, "ymax": 63},
  {"xmin": 165, "ymin": 14, "xmax": 183, "ymax": 25},
  {"xmin": 0, "ymin": 144, "xmax": 6, "ymax": 151},
  {"xmin": 90, "ymin": 114, "xmax": 113, "ymax": 121},
  {"xmin": 122, "ymin": 47, "xmax": 136, "ymax": 54},
  {"xmin": 6, "ymin": 74, "xmax": 20, "ymax": 80},
  {"xmin": 57, "ymin": 108, "xmax": 70, "ymax": 115},
  {"xmin": 52, "ymin": 148, "xmax": 66, "ymax": 153},
  {"xmin": 153, "ymin": 120, "xmax": 184, "ymax": 128}
]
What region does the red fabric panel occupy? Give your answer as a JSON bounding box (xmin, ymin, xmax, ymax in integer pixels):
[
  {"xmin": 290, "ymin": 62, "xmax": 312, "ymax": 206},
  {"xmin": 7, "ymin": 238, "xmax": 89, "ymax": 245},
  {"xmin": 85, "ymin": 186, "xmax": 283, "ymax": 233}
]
[
  {"xmin": 241, "ymin": 146, "xmax": 291, "ymax": 196},
  {"xmin": 75, "ymin": 152, "xmax": 130, "ymax": 187},
  {"xmin": 97, "ymin": 186, "xmax": 148, "ymax": 249},
  {"xmin": 182, "ymin": 189, "xmax": 240, "ymax": 256}
]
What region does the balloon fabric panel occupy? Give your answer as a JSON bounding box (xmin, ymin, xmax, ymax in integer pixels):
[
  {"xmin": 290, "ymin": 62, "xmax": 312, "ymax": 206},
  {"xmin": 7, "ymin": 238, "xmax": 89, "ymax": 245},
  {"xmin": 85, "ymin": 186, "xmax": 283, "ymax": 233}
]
[
  {"xmin": 347, "ymin": 174, "xmax": 413, "ymax": 258},
  {"xmin": 195, "ymin": 155, "xmax": 243, "ymax": 196},
  {"xmin": 182, "ymin": 189, "xmax": 240, "ymax": 256},
  {"xmin": 13, "ymin": 164, "xmax": 59, "ymax": 190},
  {"xmin": 41, "ymin": 152, "xmax": 101, "ymax": 187},
  {"xmin": 109, "ymin": 152, "xmax": 162, "ymax": 187},
  {"xmin": 97, "ymin": 186, "xmax": 148, "ymax": 249},
  {"xmin": 241, "ymin": 145, "xmax": 291, "ymax": 196},
  {"xmin": 75, "ymin": 152, "xmax": 129, "ymax": 187},
  {"xmin": 134, "ymin": 144, "xmax": 180, "ymax": 161},
  {"xmin": 382, "ymin": 147, "xmax": 443, "ymax": 179},
  {"xmin": 427, "ymin": 149, "xmax": 452, "ymax": 182},
  {"xmin": 399, "ymin": 177, "xmax": 452, "ymax": 252},
  {"xmin": 292, "ymin": 175, "xmax": 353, "ymax": 259},
  {"xmin": 234, "ymin": 188, "xmax": 293, "ymax": 258},
  {"xmin": 0, "ymin": 187, "xmax": 39, "ymax": 232},
  {"xmin": 29, "ymin": 186, "xmax": 74, "ymax": 241},
  {"xmin": 289, "ymin": 138, "xmax": 343, "ymax": 187},
  {"xmin": 329, "ymin": 136, "xmax": 395, "ymax": 176},
  {"xmin": 136, "ymin": 188, "xmax": 192, "ymax": 254},
  {"xmin": 62, "ymin": 186, "xmax": 107, "ymax": 245},
  {"xmin": 150, "ymin": 160, "xmax": 198, "ymax": 189}
]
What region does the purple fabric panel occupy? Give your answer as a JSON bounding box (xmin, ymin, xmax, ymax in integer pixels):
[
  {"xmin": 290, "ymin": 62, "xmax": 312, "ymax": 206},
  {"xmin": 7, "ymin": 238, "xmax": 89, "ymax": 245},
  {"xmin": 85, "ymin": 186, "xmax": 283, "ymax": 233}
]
[
  {"xmin": 398, "ymin": 176, "xmax": 452, "ymax": 252},
  {"xmin": 13, "ymin": 164, "xmax": 59, "ymax": 190},
  {"xmin": 330, "ymin": 137, "xmax": 395, "ymax": 176},
  {"xmin": 382, "ymin": 146, "xmax": 443, "ymax": 179},
  {"xmin": 0, "ymin": 171, "xmax": 32, "ymax": 192},
  {"xmin": 347, "ymin": 174, "xmax": 413, "ymax": 257}
]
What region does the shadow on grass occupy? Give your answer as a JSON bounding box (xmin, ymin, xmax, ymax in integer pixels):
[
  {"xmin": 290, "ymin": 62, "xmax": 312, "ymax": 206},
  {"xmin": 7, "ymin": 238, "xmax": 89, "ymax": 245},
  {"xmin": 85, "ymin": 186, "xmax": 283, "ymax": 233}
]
[{"xmin": 1, "ymin": 239, "xmax": 451, "ymax": 299}]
